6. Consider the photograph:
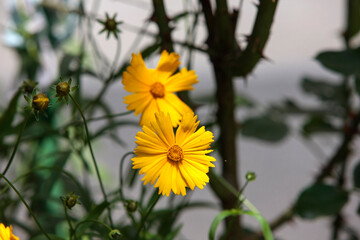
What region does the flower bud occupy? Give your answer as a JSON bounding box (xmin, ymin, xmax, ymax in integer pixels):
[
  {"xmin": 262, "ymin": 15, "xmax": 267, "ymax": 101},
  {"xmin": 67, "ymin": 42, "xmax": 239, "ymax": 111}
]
[
  {"xmin": 32, "ymin": 93, "xmax": 49, "ymax": 111},
  {"xmin": 64, "ymin": 192, "xmax": 80, "ymax": 210},
  {"xmin": 56, "ymin": 82, "xmax": 70, "ymax": 97},
  {"xmin": 124, "ymin": 200, "xmax": 138, "ymax": 213},
  {"xmin": 109, "ymin": 229, "xmax": 122, "ymax": 239},
  {"xmin": 245, "ymin": 172, "xmax": 256, "ymax": 182},
  {"xmin": 22, "ymin": 80, "xmax": 38, "ymax": 94}
]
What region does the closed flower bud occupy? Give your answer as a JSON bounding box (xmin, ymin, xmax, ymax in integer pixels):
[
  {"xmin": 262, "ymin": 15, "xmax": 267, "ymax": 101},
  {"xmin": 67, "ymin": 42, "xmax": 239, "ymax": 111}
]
[
  {"xmin": 22, "ymin": 80, "xmax": 38, "ymax": 94},
  {"xmin": 245, "ymin": 172, "xmax": 256, "ymax": 182},
  {"xmin": 124, "ymin": 200, "xmax": 138, "ymax": 212},
  {"xmin": 64, "ymin": 192, "xmax": 80, "ymax": 210},
  {"xmin": 109, "ymin": 229, "xmax": 122, "ymax": 239},
  {"xmin": 56, "ymin": 82, "xmax": 70, "ymax": 97},
  {"xmin": 32, "ymin": 93, "xmax": 49, "ymax": 111}
]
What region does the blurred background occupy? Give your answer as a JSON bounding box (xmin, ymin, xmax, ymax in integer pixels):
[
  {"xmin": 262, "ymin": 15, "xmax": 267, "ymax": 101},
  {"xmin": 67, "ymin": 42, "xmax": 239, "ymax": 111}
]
[{"xmin": 1, "ymin": 1, "xmax": 359, "ymax": 240}]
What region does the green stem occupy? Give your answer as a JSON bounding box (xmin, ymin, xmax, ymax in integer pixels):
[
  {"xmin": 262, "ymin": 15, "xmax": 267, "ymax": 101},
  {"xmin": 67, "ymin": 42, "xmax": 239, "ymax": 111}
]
[
  {"xmin": 0, "ymin": 174, "xmax": 51, "ymax": 240},
  {"xmin": 136, "ymin": 193, "xmax": 161, "ymax": 239},
  {"xmin": 73, "ymin": 219, "xmax": 112, "ymax": 235},
  {"xmin": 62, "ymin": 198, "xmax": 76, "ymax": 240},
  {"xmin": 69, "ymin": 94, "xmax": 114, "ymax": 227},
  {"xmin": 2, "ymin": 113, "xmax": 31, "ymax": 175},
  {"xmin": 119, "ymin": 152, "xmax": 135, "ymax": 201}
]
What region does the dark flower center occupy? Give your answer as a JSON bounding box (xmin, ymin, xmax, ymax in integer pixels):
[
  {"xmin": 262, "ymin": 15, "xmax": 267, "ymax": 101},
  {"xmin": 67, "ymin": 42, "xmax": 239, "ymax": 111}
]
[{"xmin": 167, "ymin": 145, "xmax": 184, "ymax": 162}]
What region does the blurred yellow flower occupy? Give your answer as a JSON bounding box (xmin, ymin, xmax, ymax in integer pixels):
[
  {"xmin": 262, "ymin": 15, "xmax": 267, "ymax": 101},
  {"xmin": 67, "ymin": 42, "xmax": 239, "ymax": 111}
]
[
  {"xmin": 132, "ymin": 112, "xmax": 216, "ymax": 196},
  {"xmin": 122, "ymin": 50, "xmax": 198, "ymax": 127},
  {"xmin": 0, "ymin": 223, "xmax": 19, "ymax": 240}
]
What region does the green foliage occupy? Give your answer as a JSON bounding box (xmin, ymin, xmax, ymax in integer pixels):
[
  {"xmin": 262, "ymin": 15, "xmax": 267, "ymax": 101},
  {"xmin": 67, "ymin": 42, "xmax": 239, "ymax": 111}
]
[
  {"xmin": 2, "ymin": 0, "xmax": 360, "ymax": 240},
  {"xmin": 209, "ymin": 209, "xmax": 273, "ymax": 240},
  {"xmin": 316, "ymin": 48, "xmax": 360, "ymax": 75},
  {"xmin": 0, "ymin": 90, "xmax": 21, "ymax": 145},
  {"xmin": 301, "ymin": 77, "xmax": 346, "ymax": 104},
  {"xmin": 241, "ymin": 115, "xmax": 289, "ymax": 142},
  {"xmin": 302, "ymin": 115, "xmax": 337, "ymax": 136},
  {"xmin": 294, "ymin": 183, "xmax": 349, "ymax": 219}
]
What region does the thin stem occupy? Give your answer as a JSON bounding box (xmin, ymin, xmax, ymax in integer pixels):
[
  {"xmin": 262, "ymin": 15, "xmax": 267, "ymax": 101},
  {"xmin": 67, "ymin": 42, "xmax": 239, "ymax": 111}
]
[
  {"xmin": 0, "ymin": 174, "xmax": 51, "ymax": 240},
  {"xmin": 136, "ymin": 193, "xmax": 161, "ymax": 239},
  {"xmin": 2, "ymin": 113, "xmax": 31, "ymax": 175},
  {"xmin": 62, "ymin": 198, "xmax": 76, "ymax": 240},
  {"xmin": 73, "ymin": 219, "xmax": 112, "ymax": 235},
  {"xmin": 69, "ymin": 94, "xmax": 114, "ymax": 227},
  {"xmin": 119, "ymin": 152, "xmax": 135, "ymax": 201}
]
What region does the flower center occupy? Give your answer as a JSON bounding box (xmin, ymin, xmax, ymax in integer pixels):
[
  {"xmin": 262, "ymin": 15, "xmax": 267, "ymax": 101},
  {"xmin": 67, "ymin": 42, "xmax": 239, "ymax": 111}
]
[
  {"xmin": 167, "ymin": 145, "xmax": 184, "ymax": 162},
  {"xmin": 105, "ymin": 19, "xmax": 117, "ymax": 31},
  {"xmin": 150, "ymin": 82, "xmax": 165, "ymax": 98}
]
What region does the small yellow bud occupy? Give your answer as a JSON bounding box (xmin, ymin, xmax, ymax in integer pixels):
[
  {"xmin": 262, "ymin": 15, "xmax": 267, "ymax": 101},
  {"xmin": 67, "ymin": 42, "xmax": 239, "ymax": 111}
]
[
  {"xmin": 56, "ymin": 82, "xmax": 70, "ymax": 97},
  {"xmin": 32, "ymin": 93, "xmax": 49, "ymax": 111}
]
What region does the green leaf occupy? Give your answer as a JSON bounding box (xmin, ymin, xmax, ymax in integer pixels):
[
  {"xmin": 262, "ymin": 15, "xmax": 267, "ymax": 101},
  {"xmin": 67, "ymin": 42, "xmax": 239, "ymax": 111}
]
[
  {"xmin": 295, "ymin": 183, "xmax": 349, "ymax": 219},
  {"xmin": 241, "ymin": 115, "xmax": 289, "ymax": 142},
  {"xmin": 353, "ymin": 161, "xmax": 360, "ymax": 188},
  {"xmin": 0, "ymin": 90, "xmax": 21, "ymax": 140},
  {"xmin": 316, "ymin": 48, "xmax": 360, "ymax": 75},
  {"xmin": 235, "ymin": 93, "xmax": 255, "ymax": 108},
  {"xmin": 302, "ymin": 116, "xmax": 338, "ymax": 136},
  {"xmin": 209, "ymin": 209, "xmax": 273, "ymax": 240},
  {"xmin": 301, "ymin": 77, "xmax": 345, "ymax": 103}
]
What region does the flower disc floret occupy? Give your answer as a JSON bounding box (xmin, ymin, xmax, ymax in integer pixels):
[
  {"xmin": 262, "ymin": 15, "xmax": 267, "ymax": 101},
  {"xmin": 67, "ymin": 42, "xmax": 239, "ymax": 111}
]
[
  {"xmin": 167, "ymin": 145, "xmax": 183, "ymax": 162},
  {"xmin": 123, "ymin": 50, "xmax": 199, "ymax": 127},
  {"xmin": 132, "ymin": 112, "xmax": 216, "ymax": 196},
  {"xmin": 150, "ymin": 82, "xmax": 165, "ymax": 98}
]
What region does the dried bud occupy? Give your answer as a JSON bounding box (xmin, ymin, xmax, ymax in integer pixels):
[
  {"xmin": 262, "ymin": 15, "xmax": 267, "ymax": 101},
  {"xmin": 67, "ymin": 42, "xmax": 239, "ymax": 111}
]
[
  {"xmin": 124, "ymin": 200, "xmax": 138, "ymax": 212},
  {"xmin": 32, "ymin": 93, "xmax": 49, "ymax": 111},
  {"xmin": 56, "ymin": 82, "xmax": 70, "ymax": 97},
  {"xmin": 109, "ymin": 229, "xmax": 122, "ymax": 239},
  {"xmin": 64, "ymin": 192, "xmax": 80, "ymax": 210},
  {"xmin": 22, "ymin": 80, "xmax": 38, "ymax": 94},
  {"xmin": 245, "ymin": 172, "xmax": 256, "ymax": 182}
]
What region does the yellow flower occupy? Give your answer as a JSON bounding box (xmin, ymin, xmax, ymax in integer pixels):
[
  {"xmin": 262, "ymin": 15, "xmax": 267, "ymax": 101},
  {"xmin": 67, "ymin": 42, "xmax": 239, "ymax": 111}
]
[
  {"xmin": 122, "ymin": 50, "xmax": 198, "ymax": 127},
  {"xmin": 132, "ymin": 112, "xmax": 216, "ymax": 196},
  {"xmin": 0, "ymin": 223, "xmax": 19, "ymax": 240}
]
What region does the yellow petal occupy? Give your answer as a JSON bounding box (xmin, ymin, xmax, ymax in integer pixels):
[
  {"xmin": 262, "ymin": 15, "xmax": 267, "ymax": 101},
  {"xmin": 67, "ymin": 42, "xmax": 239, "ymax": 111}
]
[
  {"xmin": 184, "ymin": 154, "xmax": 216, "ymax": 167},
  {"xmin": 135, "ymin": 131, "xmax": 167, "ymax": 151},
  {"xmin": 141, "ymin": 157, "xmax": 168, "ymax": 185},
  {"xmin": 122, "ymin": 53, "xmax": 154, "ymax": 92},
  {"xmin": 176, "ymin": 112, "xmax": 199, "ymax": 144},
  {"xmin": 162, "ymin": 93, "xmax": 193, "ymax": 127},
  {"xmin": 124, "ymin": 93, "xmax": 153, "ymax": 116},
  {"xmin": 156, "ymin": 97, "xmax": 182, "ymax": 127},
  {"xmin": 154, "ymin": 112, "xmax": 175, "ymax": 146},
  {"xmin": 165, "ymin": 68, "xmax": 198, "ymax": 92},
  {"xmin": 139, "ymin": 99, "xmax": 159, "ymax": 127},
  {"xmin": 156, "ymin": 50, "xmax": 180, "ymax": 74},
  {"xmin": 179, "ymin": 162, "xmax": 196, "ymax": 190}
]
